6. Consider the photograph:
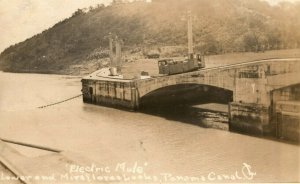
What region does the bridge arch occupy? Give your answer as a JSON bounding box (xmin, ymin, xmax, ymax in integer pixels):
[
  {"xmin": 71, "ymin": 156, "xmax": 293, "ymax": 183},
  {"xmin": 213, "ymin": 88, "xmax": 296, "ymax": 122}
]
[
  {"xmin": 137, "ymin": 75, "xmax": 234, "ymax": 99},
  {"xmin": 139, "ymin": 83, "xmax": 233, "ymax": 108}
]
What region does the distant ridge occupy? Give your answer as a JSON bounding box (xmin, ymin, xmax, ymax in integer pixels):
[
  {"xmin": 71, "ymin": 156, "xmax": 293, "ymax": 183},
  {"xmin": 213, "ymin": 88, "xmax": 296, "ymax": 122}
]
[{"xmin": 0, "ymin": 0, "xmax": 299, "ymax": 75}]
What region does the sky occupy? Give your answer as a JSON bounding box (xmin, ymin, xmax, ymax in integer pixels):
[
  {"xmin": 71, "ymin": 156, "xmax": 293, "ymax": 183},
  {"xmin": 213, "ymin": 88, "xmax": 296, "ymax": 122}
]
[
  {"xmin": 0, "ymin": 0, "xmax": 299, "ymax": 52},
  {"xmin": 267, "ymin": 0, "xmax": 300, "ymax": 4}
]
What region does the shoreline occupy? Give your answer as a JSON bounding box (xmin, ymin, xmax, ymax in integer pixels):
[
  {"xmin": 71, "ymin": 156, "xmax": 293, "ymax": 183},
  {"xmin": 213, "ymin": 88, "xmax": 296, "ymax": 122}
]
[
  {"xmin": 2, "ymin": 49, "xmax": 300, "ymax": 77},
  {"xmin": 0, "ymin": 69, "xmax": 83, "ymax": 77}
]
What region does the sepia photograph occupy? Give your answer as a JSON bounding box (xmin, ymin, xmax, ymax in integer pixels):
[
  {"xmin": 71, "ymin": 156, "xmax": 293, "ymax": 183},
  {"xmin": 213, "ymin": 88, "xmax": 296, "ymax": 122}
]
[{"xmin": 0, "ymin": 0, "xmax": 300, "ymax": 183}]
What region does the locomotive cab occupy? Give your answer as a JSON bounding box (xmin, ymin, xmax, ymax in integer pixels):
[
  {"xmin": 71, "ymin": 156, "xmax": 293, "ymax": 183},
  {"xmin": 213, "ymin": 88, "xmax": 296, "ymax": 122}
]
[
  {"xmin": 157, "ymin": 11, "xmax": 205, "ymax": 75},
  {"xmin": 195, "ymin": 54, "xmax": 205, "ymax": 68},
  {"xmin": 158, "ymin": 54, "xmax": 205, "ymax": 75}
]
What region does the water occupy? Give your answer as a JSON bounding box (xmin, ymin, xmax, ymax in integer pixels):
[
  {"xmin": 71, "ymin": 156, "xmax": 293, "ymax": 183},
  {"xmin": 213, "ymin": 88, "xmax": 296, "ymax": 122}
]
[{"xmin": 0, "ymin": 71, "xmax": 299, "ymax": 182}]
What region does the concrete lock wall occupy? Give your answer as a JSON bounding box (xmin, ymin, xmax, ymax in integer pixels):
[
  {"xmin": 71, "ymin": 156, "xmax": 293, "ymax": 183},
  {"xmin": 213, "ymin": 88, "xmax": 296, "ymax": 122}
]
[
  {"xmin": 271, "ymin": 84, "xmax": 300, "ymax": 142},
  {"xmin": 228, "ymin": 60, "xmax": 300, "ymax": 137},
  {"xmin": 229, "ymin": 84, "xmax": 300, "ymax": 139},
  {"xmin": 276, "ymin": 112, "xmax": 300, "ymax": 142},
  {"xmin": 81, "ymin": 79, "xmax": 139, "ymax": 109},
  {"xmin": 229, "ymin": 102, "xmax": 270, "ymax": 135},
  {"xmin": 81, "ymin": 59, "xmax": 300, "ymax": 139},
  {"xmin": 228, "ymin": 65, "xmax": 271, "ymax": 135}
]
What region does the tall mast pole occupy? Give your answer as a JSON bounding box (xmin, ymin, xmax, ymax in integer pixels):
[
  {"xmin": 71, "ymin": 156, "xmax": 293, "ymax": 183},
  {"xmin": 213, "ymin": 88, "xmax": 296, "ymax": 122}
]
[
  {"xmin": 115, "ymin": 36, "xmax": 122, "ymax": 69},
  {"xmin": 187, "ymin": 10, "xmax": 193, "ymax": 59},
  {"xmin": 108, "ymin": 33, "xmax": 114, "ymax": 67}
]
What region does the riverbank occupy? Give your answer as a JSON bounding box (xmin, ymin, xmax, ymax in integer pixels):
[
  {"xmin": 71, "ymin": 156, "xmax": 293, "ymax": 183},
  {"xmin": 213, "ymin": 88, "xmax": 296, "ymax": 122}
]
[{"xmin": 2, "ymin": 49, "xmax": 300, "ymax": 76}]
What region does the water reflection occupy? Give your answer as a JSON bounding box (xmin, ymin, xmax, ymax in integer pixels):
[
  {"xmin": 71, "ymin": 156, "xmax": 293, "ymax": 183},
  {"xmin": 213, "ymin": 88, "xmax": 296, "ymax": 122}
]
[
  {"xmin": 140, "ymin": 104, "xmax": 229, "ymax": 130},
  {"xmin": 139, "ymin": 84, "xmax": 232, "ymax": 130}
]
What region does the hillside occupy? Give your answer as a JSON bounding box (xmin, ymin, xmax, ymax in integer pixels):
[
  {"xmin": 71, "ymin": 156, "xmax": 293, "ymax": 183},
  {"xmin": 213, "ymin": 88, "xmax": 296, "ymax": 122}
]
[{"xmin": 0, "ymin": 0, "xmax": 300, "ymax": 75}]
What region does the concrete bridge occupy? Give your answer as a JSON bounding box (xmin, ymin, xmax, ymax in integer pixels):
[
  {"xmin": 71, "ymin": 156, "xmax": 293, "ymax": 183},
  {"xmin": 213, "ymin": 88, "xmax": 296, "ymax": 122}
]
[{"xmin": 82, "ymin": 58, "xmax": 300, "ymax": 140}]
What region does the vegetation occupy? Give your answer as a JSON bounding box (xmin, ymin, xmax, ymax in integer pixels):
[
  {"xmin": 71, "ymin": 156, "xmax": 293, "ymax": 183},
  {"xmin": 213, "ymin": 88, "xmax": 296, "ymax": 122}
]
[{"xmin": 0, "ymin": 0, "xmax": 299, "ymax": 74}]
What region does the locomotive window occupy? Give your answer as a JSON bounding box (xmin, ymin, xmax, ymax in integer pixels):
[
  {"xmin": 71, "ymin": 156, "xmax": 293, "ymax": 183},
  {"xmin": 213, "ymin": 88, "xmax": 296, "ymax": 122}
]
[
  {"xmin": 159, "ymin": 61, "xmax": 167, "ymax": 65},
  {"xmin": 89, "ymin": 87, "xmax": 93, "ymax": 95}
]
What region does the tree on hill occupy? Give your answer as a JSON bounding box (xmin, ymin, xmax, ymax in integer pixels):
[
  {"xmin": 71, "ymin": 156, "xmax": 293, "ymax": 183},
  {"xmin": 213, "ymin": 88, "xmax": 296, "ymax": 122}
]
[{"xmin": 0, "ymin": 0, "xmax": 299, "ymax": 74}]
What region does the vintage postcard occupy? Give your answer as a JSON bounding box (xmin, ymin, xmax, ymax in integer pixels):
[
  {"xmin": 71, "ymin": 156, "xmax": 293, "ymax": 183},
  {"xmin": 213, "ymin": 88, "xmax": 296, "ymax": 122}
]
[{"xmin": 0, "ymin": 0, "xmax": 299, "ymax": 183}]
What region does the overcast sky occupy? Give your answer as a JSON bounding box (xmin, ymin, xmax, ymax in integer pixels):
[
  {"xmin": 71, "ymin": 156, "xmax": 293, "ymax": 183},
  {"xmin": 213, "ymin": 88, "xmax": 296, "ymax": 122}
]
[{"xmin": 0, "ymin": 0, "xmax": 299, "ymax": 52}]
